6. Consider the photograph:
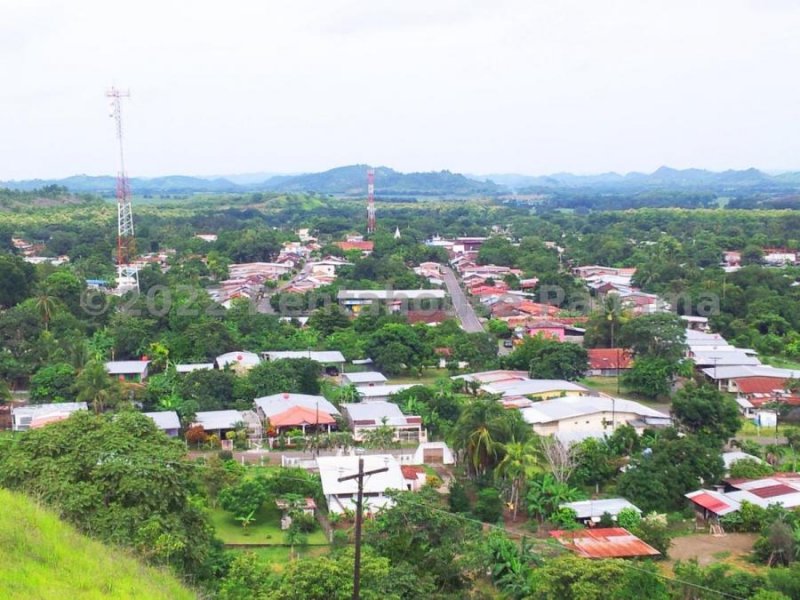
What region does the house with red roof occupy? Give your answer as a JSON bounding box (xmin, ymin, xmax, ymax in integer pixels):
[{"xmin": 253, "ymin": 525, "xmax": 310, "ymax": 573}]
[
  {"xmin": 335, "ymin": 240, "xmax": 374, "ymax": 255},
  {"xmin": 401, "ymin": 465, "xmax": 427, "ymax": 491},
  {"xmin": 587, "ymin": 348, "xmax": 633, "ymax": 376}
]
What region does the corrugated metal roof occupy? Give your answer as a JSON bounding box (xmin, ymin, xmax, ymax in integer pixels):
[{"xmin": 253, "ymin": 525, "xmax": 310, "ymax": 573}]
[
  {"xmin": 685, "ymin": 489, "xmax": 741, "ymax": 516},
  {"xmin": 549, "ymin": 528, "xmax": 660, "ymax": 558}
]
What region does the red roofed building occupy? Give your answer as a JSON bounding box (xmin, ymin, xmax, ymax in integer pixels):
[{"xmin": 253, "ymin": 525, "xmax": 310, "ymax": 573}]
[
  {"xmin": 549, "ymin": 528, "xmax": 660, "ymax": 559},
  {"xmin": 335, "ymin": 240, "xmax": 374, "ymax": 254},
  {"xmin": 733, "ymin": 377, "xmax": 800, "ymax": 408},
  {"xmin": 587, "ymin": 348, "xmax": 633, "ymax": 376},
  {"xmin": 401, "ymin": 465, "xmax": 427, "ymax": 491}
]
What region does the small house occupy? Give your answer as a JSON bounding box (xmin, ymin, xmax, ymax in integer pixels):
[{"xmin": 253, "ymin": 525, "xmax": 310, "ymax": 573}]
[
  {"xmin": 316, "ymin": 454, "xmax": 406, "ymax": 514},
  {"xmin": 12, "ymin": 402, "xmax": 88, "ymax": 431},
  {"xmin": 143, "ymin": 411, "xmax": 181, "ymax": 437},
  {"xmin": 105, "ymin": 360, "xmax": 150, "ymax": 382}
]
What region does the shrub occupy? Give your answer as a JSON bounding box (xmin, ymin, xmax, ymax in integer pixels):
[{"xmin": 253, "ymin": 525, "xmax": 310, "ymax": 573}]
[
  {"xmin": 474, "ymin": 488, "xmax": 503, "ymax": 523},
  {"xmin": 550, "ymin": 507, "xmax": 580, "ymax": 530},
  {"xmin": 729, "ymin": 458, "xmax": 774, "ymax": 480},
  {"xmin": 598, "ymin": 512, "xmax": 615, "ymax": 528},
  {"xmin": 448, "ymin": 481, "xmax": 471, "ymax": 514},
  {"xmin": 218, "ymin": 450, "xmax": 234, "ymax": 462},
  {"xmin": 617, "ymin": 507, "xmax": 642, "ymax": 530}
]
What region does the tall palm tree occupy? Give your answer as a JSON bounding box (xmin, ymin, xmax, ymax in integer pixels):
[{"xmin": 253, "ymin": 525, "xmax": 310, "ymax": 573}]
[
  {"xmin": 337, "ymin": 383, "xmax": 361, "ymax": 405},
  {"xmin": 74, "ymin": 360, "xmax": 118, "ymax": 414},
  {"xmin": 495, "ymin": 437, "xmax": 546, "ymax": 520},
  {"xmin": 452, "ymin": 396, "xmax": 524, "ymax": 477},
  {"xmin": 35, "ymin": 293, "xmax": 57, "ymax": 332}
]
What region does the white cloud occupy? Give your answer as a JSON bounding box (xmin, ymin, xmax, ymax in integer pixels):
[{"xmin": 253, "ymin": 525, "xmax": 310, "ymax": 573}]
[{"xmin": 1, "ymin": 0, "xmax": 799, "ymax": 179}]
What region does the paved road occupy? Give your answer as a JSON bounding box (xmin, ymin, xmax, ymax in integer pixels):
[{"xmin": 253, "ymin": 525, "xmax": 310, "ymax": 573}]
[{"xmin": 441, "ymin": 266, "xmax": 484, "ymax": 333}]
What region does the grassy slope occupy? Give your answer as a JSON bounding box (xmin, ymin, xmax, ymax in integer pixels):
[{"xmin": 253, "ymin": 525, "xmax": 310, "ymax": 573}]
[{"xmin": 0, "ymin": 488, "xmax": 196, "ymax": 600}]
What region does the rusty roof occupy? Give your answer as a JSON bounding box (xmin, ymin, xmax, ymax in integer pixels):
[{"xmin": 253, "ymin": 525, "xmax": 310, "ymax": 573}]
[
  {"xmin": 750, "ymin": 484, "xmax": 798, "ymax": 499},
  {"xmin": 549, "ymin": 527, "xmax": 660, "ymax": 559}
]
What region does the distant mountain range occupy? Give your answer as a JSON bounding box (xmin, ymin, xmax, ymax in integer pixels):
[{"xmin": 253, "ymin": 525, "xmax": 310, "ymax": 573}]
[{"xmin": 3, "ymin": 165, "xmax": 800, "ymax": 196}]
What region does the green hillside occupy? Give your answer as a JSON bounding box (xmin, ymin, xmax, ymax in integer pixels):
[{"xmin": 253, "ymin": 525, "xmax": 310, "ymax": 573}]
[{"xmin": 0, "ymin": 488, "xmax": 197, "ymax": 600}]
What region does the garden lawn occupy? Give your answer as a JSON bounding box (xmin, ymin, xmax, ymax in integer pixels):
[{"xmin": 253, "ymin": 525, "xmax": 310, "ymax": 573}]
[
  {"xmin": 210, "ymin": 504, "xmax": 328, "ymax": 545},
  {"xmin": 386, "ymin": 368, "xmax": 449, "ymax": 385},
  {"xmin": 229, "ymin": 545, "xmax": 332, "ymax": 572}
]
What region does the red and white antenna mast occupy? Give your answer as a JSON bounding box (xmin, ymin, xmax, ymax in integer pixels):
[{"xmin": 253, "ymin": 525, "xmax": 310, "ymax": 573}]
[
  {"xmin": 366, "ymin": 167, "xmax": 376, "ymax": 234},
  {"xmin": 106, "ymin": 86, "xmax": 138, "ymax": 293}
]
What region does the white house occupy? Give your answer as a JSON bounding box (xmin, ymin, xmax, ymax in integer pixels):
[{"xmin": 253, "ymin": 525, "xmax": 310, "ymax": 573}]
[
  {"xmin": 342, "ymin": 371, "xmax": 388, "ymax": 388},
  {"xmin": 341, "ymin": 401, "xmax": 427, "ymax": 443},
  {"xmin": 105, "ymin": 360, "xmax": 150, "ymax": 381},
  {"xmin": 214, "ymin": 351, "xmax": 261, "ymax": 372},
  {"xmin": 175, "ymin": 363, "xmax": 214, "ymax": 374},
  {"xmin": 192, "ymin": 409, "xmax": 262, "ymax": 439},
  {"xmin": 560, "ymin": 498, "xmax": 641, "ymax": 524},
  {"xmin": 263, "ymin": 351, "xmax": 346, "ymax": 374},
  {"xmin": 316, "ymin": 454, "xmax": 407, "ymax": 514},
  {"xmin": 143, "ymin": 411, "xmax": 181, "ymax": 437},
  {"xmin": 356, "ymin": 384, "xmax": 416, "ymax": 402},
  {"xmin": 12, "ymin": 402, "xmax": 88, "ymax": 431},
  {"xmin": 520, "ymin": 395, "xmax": 670, "ymax": 438}
]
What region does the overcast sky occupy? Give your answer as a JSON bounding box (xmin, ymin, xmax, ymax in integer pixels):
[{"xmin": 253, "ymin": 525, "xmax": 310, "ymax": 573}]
[{"xmin": 2, "ymin": 0, "xmax": 799, "ymax": 179}]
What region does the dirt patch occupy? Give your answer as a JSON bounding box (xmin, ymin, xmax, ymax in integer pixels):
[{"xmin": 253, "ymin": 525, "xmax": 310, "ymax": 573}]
[{"xmin": 667, "ymin": 533, "xmax": 757, "ymax": 567}]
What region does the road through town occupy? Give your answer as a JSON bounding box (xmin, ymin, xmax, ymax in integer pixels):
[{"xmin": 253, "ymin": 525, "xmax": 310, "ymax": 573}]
[{"xmin": 441, "ymin": 266, "xmax": 484, "ymax": 333}]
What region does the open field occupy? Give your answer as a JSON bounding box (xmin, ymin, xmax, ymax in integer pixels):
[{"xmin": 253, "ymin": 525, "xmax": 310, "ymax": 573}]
[
  {"xmin": 210, "ymin": 505, "xmax": 328, "ymax": 545},
  {"xmin": 667, "ymin": 533, "xmax": 759, "ymax": 570}
]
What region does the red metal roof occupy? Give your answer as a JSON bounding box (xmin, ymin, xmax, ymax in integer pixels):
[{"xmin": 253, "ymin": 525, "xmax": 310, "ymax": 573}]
[
  {"xmin": 401, "ymin": 465, "xmax": 424, "ymax": 480},
  {"xmin": 549, "ymin": 527, "xmax": 660, "ymax": 559},
  {"xmin": 751, "ymin": 484, "xmax": 797, "ymax": 499},
  {"xmin": 688, "ymin": 492, "xmax": 730, "ymax": 514},
  {"xmin": 588, "ymin": 348, "xmax": 633, "ymax": 370},
  {"xmin": 335, "ymin": 241, "xmax": 374, "ymax": 252},
  {"xmin": 735, "ymin": 376, "xmax": 788, "ymax": 395}
]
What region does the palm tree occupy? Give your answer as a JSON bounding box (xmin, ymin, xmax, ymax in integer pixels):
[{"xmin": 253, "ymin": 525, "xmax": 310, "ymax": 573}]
[
  {"xmin": 452, "ymin": 396, "xmax": 524, "ymax": 477},
  {"xmin": 495, "ymin": 437, "xmax": 545, "ymax": 520},
  {"xmin": 74, "ymin": 360, "xmax": 117, "ymax": 414},
  {"xmin": 337, "ymin": 383, "xmax": 361, "ymax": 404},
  {"xmin": 35, "ymin": 293, "xmax": 57, "ymax": 331}
]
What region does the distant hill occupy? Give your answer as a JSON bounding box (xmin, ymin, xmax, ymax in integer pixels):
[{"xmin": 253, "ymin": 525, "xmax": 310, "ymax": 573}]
[
  {"xmin": 4, "ymin": 165, "xmax": 800, "ymax": 196},
  {"xmin": 261, "ymin": 164, "xmax": 502, "ymax": 195},
  {"xmin": 0, "ymin": 488, "xmax": 196, "ymax": 600},
  {"xmin": 499, "ymin": 166, "xmax": 798, "ymax": 192},
  {"xmin": 0, "ymin": 165, "xmax": 501, "ymax": 196}
]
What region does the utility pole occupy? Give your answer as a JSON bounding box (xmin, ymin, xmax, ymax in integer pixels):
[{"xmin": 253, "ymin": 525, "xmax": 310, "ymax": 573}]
[{"xmin": 338, "ymin": 456, "xmax": 388, "ymax": 600}]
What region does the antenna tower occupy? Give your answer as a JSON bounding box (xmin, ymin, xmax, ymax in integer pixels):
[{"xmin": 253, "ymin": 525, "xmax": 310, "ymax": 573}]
[
  {"xmin": 366, "ymin": 167, "xmax": 376, "ymax": 234},
  {"xmin": 106, "ymin": 86, "xmax": 139, "ymax": 293}
]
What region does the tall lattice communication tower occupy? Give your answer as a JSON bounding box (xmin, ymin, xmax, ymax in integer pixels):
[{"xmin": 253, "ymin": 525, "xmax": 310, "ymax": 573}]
[
  {"xmin": 366, "ymin": 167, "xmax": 376, "ymax": 234},
  {"xmin": 106, "ymin": 86, "xmax": 139, "ymax": 293}
]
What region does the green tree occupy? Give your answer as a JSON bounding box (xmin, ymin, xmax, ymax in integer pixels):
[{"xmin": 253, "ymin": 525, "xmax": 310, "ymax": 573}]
[
  {"xmin": 219, "ymin": 478, "xmax": 269, "ymax": 519},
  {"xmin": 0, "ymin": 254, "xmax": 35, "ymax": 308},
  {"xmin": 495, "ymin": 438, "xmax": 545, "ymax": 520},
  {"xmin": 619, "ymin": 312, "xmax": 686, "ymax": 361},
  {"xmin": 74, "ymin": 360, "xmax": 119, "ymax": 414},
  {"xmin": 34, "ymin": 293, "xmax": 57, "ymax": 331},
  {"xmin": 622, "ymin": 356, "xmax": 676, "ymax": 399},
  {"xmin": 570, "ymin": 437, "xmax": 614, "ymax": 493},
  {"xmin": 30, "ymin": 362, "xmax": 77, "ymax": 403},
  {"xmin": 307, "ymin": 305, "xmax": 352, "ymax": 337},
  {"xmin": 528, "ymin": 340, "xmax": 589, "ymax": 381},
  {"xmin": 672, "ymin": 382, "xmax": 741, "ymax": 444},
  {"xmin": 0, "ymin": 411, "xmax": 218, "ymax": 580},
  {"xmin": 474, "ymin": 487, "xmax": 504, "ymax": 523},
  {"xmin": 451, "ymin": 396, "xmax": 530, "ymax": 477},
  {"xmin": 362, "ymin": 419, "xmax": 397, "ymax": 450}
]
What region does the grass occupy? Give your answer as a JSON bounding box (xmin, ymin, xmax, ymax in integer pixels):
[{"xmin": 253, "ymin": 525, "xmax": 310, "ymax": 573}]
[
  {"xmin": 209, "ymin": 505, "xmax": 328, "ymax": 545},
  {"xmin": 386, "ymin": 368, "xmax": 450, "ymax": 385},
  {"xmin": 761, "ymin": 355, "xmax": 800, "ymax": 371},
  {"xmin": 0, "ymin": 488, "xmax": 195, "ymax": 600}
]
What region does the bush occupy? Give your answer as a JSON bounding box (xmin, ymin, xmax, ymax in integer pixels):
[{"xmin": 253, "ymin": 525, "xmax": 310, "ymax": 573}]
[
  {"xmin": 729, "ymin": 458, "xmax": 774, "ymax": 479},
  {"xmin": 617, "ymin": 507, "xmax": 641, "ymax": 530},
  {"xmin": 448, "ymin": 481, "xmax": 470, "ymax": 514},
  {"xmin": 218, "ymin": 450, "xmax": 234, "ymax": 462},
  {"xmin": 598, "ymin": 511, "xmax": 615, "ymax": 528},
  {"xmin": 474, "ymin": 488, "xmax": 503, "ymax": 523},
  {"xmin": 634, "ymin": 513, "xmax": 672, "ymax": 557},
  {"xmin": 550, "ymin": 507, "xmax": 580, "ymax": 529},
  {"xmin": 289, "ymin": 511, "xmax": 318, "ymax": 533}
]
